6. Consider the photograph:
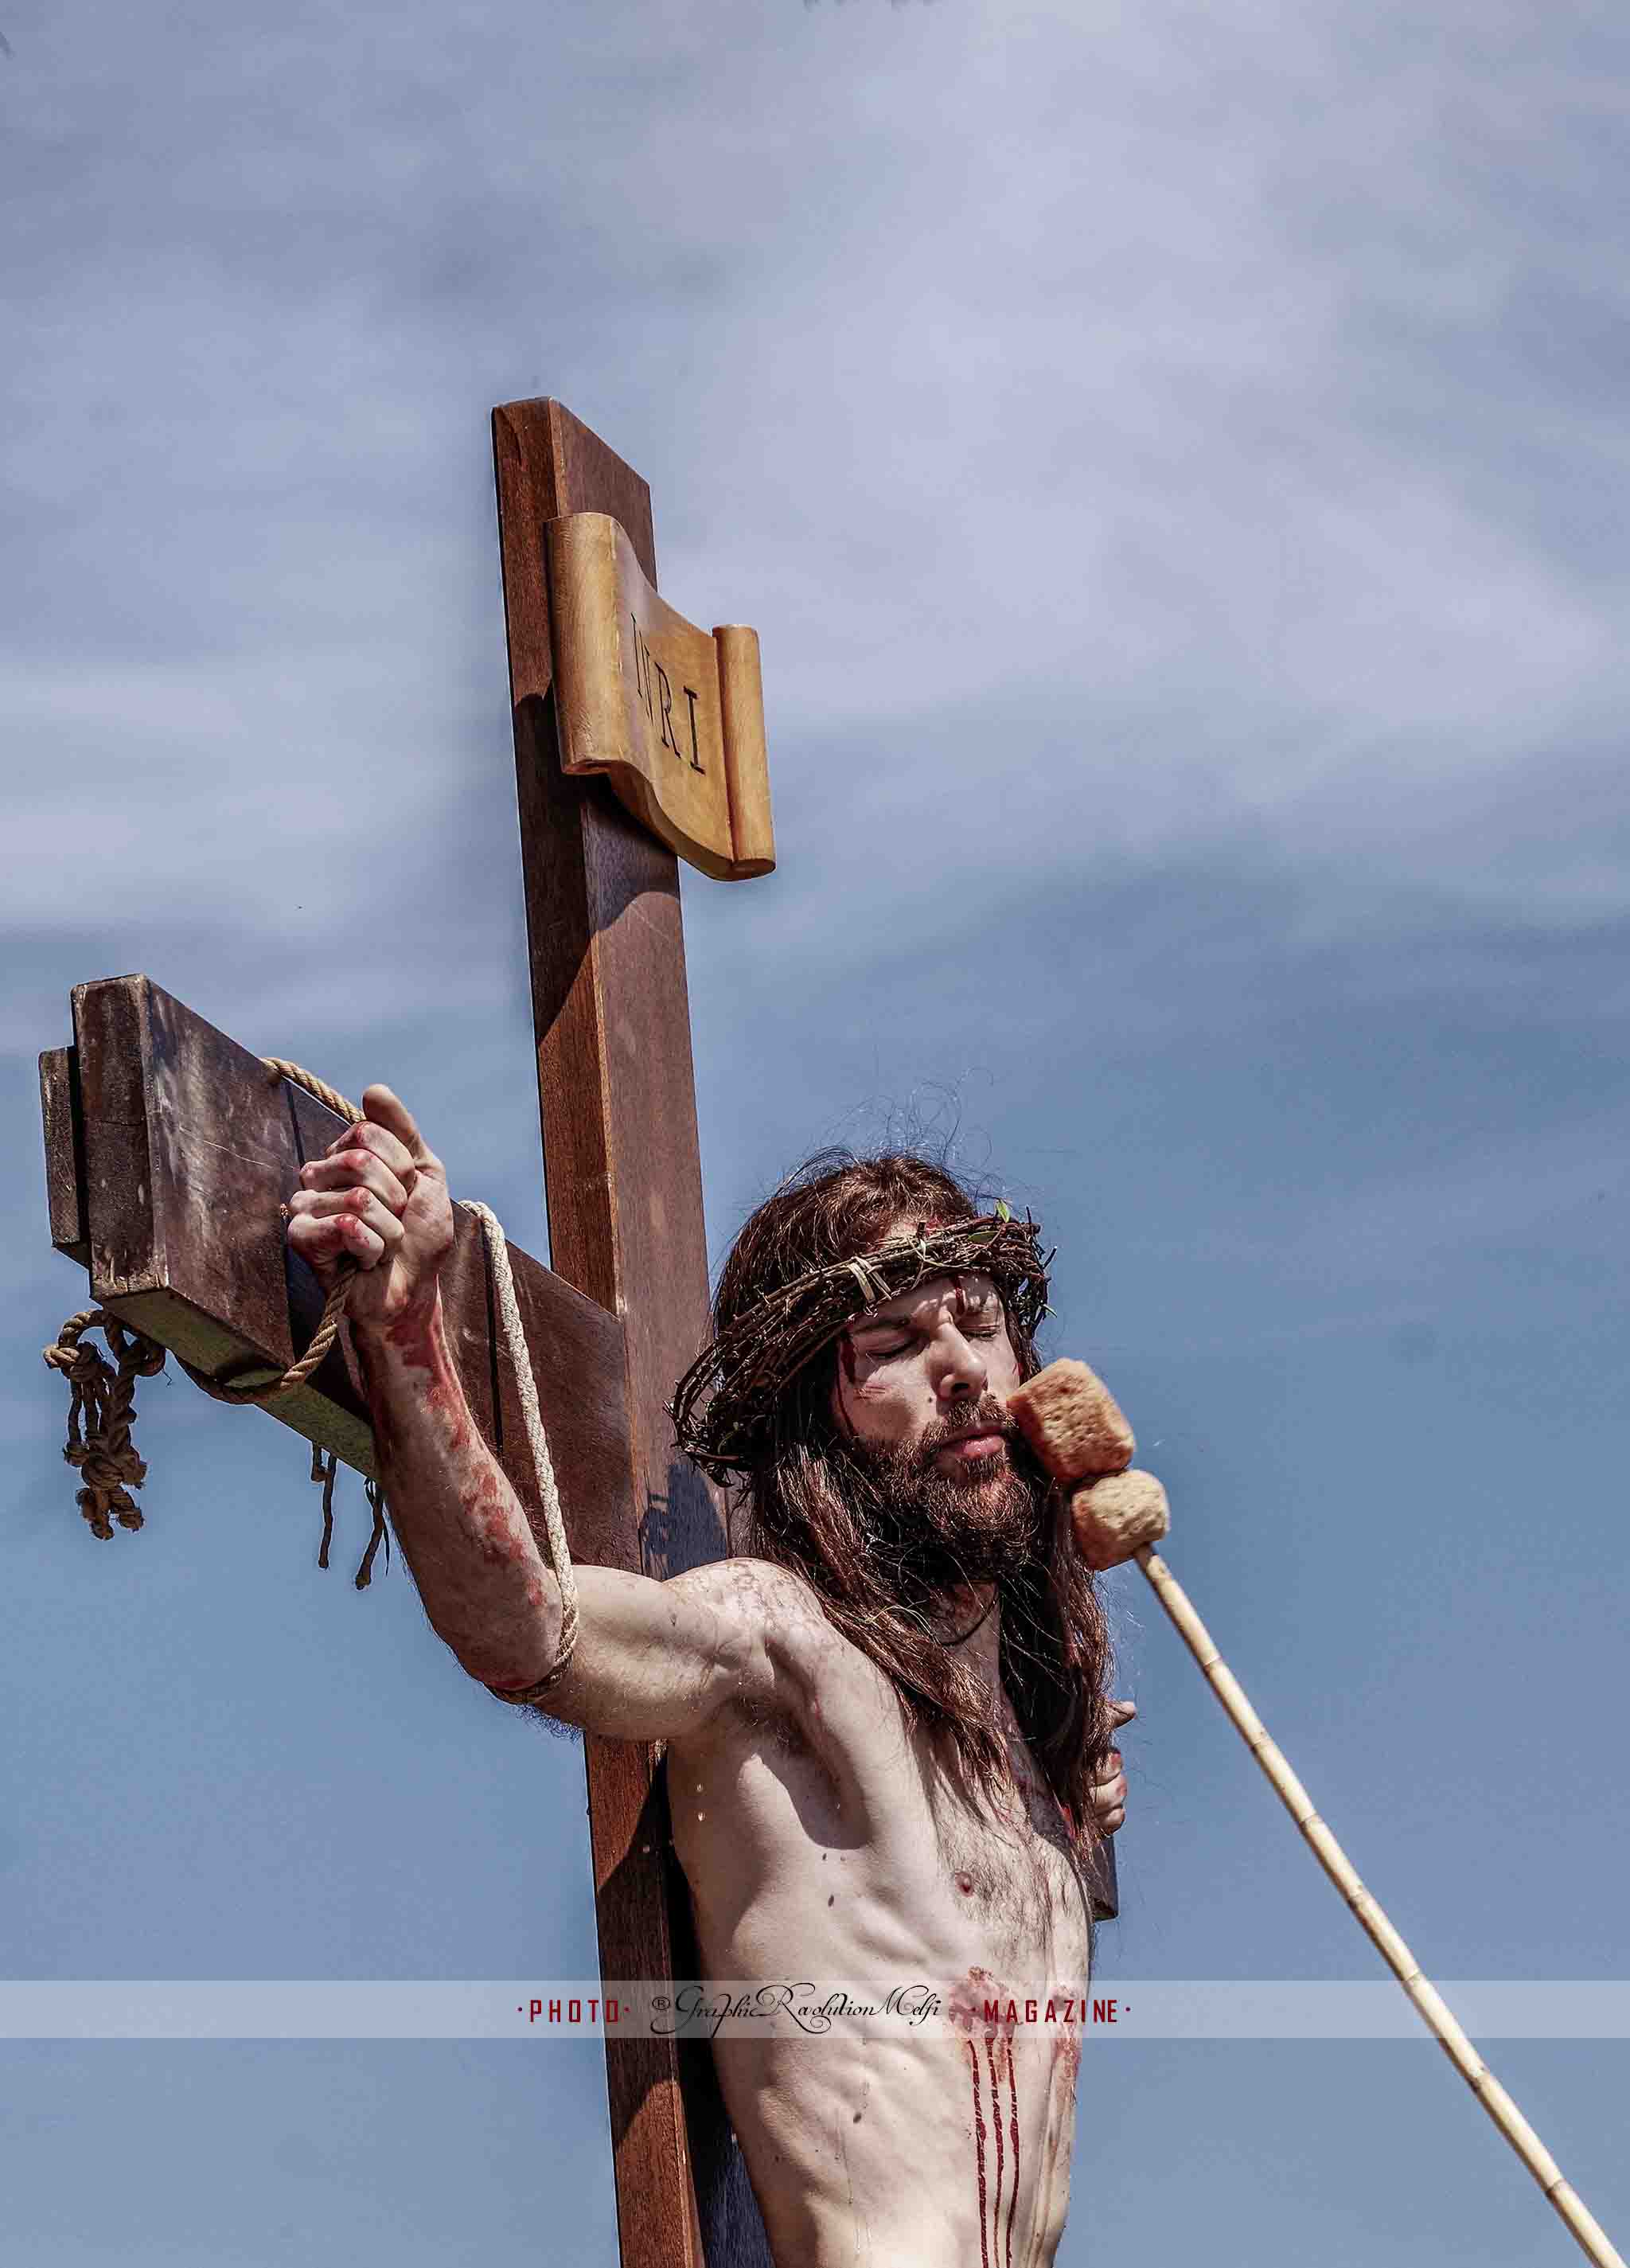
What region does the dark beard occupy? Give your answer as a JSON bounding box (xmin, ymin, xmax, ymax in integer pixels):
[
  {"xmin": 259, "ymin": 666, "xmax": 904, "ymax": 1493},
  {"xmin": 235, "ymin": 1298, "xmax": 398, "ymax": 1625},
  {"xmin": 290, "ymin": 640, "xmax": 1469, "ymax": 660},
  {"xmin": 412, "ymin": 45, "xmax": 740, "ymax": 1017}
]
[{"xmin": 835, "ymin": 1392, "xmax": 1047, "ymax": 1602}]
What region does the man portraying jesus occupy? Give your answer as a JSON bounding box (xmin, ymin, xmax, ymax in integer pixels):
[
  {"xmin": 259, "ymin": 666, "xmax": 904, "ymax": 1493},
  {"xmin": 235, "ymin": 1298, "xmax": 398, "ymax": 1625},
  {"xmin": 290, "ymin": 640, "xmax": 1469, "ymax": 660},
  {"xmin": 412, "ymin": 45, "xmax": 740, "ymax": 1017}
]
[{"xmin": 286, "ymin": 1089, "xmax": 1133, "ymax": 2268}]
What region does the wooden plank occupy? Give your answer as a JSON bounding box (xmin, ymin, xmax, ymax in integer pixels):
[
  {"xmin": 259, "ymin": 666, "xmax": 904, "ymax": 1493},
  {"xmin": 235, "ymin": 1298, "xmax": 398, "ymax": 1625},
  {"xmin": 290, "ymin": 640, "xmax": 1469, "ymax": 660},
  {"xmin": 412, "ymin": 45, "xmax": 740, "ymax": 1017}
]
[
  {"xmin": 54, "ymin": 974, "xmax": 630, "ymax": 1526},
  {"xmin": 40, "ymin": 1046, "xmax": 89, "ymax": 1267},
  {"xmin": 1096, "ymin": 1842, "xmax": 1118, "ymax": 1918},
  {"xmin": 494, "ymin": 398, "xmax": 766, "ymax": 2268}
]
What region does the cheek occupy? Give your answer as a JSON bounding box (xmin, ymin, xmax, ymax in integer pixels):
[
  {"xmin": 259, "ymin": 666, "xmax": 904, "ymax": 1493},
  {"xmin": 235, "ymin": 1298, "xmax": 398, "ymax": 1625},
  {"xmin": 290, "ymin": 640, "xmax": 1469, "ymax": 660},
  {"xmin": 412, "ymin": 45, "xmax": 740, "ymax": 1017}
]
[
  {"xmin": 833, "ymin": 1360, "xmax": 918, "ymax": 1444},
  {"xmin": 985, "ymin": 1337, "xmax": 1024, "ymax": 1398},
  {"xmin": 835, "ymin": 1337, "xmax": 898, "ymax": 1408}
]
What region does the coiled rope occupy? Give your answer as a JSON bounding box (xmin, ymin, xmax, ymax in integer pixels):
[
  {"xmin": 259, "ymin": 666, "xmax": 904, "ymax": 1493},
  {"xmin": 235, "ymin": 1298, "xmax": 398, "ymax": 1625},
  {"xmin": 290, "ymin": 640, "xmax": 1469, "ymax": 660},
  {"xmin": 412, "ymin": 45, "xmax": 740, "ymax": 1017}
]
[{"xmin": 42, "ymin": 1060, "xmax": 577, "ymax": 1678}]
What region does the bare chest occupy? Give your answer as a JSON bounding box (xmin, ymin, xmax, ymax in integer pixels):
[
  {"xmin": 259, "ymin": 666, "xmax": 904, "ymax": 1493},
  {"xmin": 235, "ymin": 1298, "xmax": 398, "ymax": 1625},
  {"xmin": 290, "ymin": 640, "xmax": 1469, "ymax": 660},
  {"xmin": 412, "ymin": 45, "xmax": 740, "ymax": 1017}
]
[
  {"xmin": 927, "ymin": 1740, "xmax": 1094, "ymax": 1987},
  {"xmin": 674, "ymin": 1674, "xmax": 1094, "ymax": 2001}
]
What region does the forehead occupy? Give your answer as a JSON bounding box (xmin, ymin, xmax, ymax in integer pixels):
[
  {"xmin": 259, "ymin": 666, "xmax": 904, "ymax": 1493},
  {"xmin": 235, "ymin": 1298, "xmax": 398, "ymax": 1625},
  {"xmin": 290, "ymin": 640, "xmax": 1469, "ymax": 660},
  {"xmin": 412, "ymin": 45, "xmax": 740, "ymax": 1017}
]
[{"xmin": 848, "ymin": 1269, "xmax": 1002, "ymax": 1333}]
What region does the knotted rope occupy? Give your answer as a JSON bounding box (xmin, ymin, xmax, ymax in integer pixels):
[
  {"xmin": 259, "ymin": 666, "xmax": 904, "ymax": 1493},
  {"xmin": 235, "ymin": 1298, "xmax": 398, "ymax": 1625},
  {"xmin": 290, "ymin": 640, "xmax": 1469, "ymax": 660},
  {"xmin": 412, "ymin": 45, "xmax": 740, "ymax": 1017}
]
[
  {"xmin": 43, "ymin": 1060, "xmax": 576, "ymax": 1674},
  {"xmin": 41, "ymin": 1308, "xmax": 166, "ymax": 1539}
]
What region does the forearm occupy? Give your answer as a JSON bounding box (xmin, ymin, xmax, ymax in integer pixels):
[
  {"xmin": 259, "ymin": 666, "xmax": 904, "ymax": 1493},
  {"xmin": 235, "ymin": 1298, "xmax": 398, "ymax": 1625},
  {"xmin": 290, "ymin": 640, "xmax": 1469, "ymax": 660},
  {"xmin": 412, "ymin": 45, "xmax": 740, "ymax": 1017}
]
[{"xmin": 353, "ymin": 1290, "xmax": 563, "ymax": 1688}]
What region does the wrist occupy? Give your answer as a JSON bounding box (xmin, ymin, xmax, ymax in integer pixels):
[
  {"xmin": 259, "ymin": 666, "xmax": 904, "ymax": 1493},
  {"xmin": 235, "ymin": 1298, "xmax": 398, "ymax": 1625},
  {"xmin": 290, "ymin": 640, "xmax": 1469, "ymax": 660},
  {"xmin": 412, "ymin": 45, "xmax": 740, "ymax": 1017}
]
[{"xmin": 349, "ymin": 1283, "xmax": 447, "ymax": 1364}]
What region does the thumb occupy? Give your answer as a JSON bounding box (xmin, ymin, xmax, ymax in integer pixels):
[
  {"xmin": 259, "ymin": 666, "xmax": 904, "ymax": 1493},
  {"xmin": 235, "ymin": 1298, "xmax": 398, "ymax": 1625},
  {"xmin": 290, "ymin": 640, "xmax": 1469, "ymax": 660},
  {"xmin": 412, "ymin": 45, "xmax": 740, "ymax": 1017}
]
[{"xmin": 360, "ymin": 1083, "xmax": 437, "ymax": 1165}]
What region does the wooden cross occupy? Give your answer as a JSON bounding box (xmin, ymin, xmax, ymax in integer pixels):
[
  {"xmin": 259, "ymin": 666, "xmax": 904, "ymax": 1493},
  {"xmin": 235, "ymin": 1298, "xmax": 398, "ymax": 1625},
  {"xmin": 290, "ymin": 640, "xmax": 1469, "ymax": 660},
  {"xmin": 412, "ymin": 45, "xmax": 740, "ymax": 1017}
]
[{"xmin": 39, "ymin": 398, "xmax": 1114, "ymax": 2268}]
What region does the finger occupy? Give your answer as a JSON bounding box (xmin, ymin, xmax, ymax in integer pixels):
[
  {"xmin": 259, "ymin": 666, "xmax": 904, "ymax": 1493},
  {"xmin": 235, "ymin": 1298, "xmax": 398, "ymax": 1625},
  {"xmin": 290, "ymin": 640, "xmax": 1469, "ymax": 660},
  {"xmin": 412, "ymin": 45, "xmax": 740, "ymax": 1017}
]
[
  {"xmin": 289, "ymin": 1210, "xmax": 386, "ymax": 1271},
  {"xmin": 360, "ymin": 1083, "xmax": 436, "ymax": 1166},
  {"xmin": 325, "ymin": 1113, "xmax": 417, "ymax": 1184},
  {"xmin": 300, "ymin": 1150, "xmax": 410, "ymax": 1214},
  {"xmin": 287, "ymin": 1187, "xmax": 406, "ymax": 1250}
]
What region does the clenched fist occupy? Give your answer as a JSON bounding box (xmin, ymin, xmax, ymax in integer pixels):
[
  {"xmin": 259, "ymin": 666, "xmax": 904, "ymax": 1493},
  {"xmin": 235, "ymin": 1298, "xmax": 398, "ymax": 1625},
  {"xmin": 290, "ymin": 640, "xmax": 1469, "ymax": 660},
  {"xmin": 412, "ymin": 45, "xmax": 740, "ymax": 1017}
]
[{"xmin": 284, "ymin": 1085, "xmax": 455, "ymax": 1329}]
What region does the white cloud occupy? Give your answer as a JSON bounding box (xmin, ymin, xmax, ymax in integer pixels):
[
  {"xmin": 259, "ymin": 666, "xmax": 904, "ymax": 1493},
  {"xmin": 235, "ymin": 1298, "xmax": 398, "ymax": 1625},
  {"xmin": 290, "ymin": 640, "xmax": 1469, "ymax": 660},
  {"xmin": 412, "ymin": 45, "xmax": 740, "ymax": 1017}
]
[{"xmin": 6, "ymin": 0, "xmax": 1630, "ymax": 1039}]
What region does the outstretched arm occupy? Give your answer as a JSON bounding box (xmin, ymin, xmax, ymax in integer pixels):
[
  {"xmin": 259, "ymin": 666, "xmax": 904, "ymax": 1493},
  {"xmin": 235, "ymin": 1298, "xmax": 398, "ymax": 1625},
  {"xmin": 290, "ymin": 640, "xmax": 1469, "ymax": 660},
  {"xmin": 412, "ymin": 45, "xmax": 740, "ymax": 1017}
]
[{"xmin": 286, "ymin": 1087, "xmax": 794, "ymax": 1740}]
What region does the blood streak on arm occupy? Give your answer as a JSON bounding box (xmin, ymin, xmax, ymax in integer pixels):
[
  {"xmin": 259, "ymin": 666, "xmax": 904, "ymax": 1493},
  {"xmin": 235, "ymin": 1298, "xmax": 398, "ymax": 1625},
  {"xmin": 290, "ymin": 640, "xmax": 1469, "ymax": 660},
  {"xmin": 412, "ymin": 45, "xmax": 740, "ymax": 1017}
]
[{"xmin": 353, "ymin": 1293, "xmax": 556, "ymax": 1678}]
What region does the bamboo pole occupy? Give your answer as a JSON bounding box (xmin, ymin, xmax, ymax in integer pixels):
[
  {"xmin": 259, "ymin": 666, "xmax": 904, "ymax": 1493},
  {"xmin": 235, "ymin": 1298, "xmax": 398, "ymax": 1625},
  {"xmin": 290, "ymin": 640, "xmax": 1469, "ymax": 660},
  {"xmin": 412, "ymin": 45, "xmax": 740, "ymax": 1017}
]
[{"xmin": 1135, "ymin": 1542, "xmax": 1624, "ymax": 2268}]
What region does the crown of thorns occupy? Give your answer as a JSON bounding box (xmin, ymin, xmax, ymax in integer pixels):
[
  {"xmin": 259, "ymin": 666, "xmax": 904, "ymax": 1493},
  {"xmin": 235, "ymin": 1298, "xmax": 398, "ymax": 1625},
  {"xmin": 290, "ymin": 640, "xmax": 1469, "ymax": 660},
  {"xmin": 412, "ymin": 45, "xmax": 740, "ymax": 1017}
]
[{"xmin": 668, "ymin": 1212, "xmax": 1053, "ymax": 1482}]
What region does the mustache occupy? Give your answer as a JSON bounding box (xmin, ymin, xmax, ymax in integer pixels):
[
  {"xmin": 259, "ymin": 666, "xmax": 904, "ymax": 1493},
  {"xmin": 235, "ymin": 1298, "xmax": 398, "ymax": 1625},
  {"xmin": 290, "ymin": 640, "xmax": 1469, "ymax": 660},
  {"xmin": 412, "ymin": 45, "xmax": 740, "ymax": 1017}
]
[
  {"xmin": 910, "ymin": 1396, "xmax": 1018, "ymax": 1469},
  {"xmin": 833, "ymin": 1395, "xmax": 1047, "ymax": 1596}
]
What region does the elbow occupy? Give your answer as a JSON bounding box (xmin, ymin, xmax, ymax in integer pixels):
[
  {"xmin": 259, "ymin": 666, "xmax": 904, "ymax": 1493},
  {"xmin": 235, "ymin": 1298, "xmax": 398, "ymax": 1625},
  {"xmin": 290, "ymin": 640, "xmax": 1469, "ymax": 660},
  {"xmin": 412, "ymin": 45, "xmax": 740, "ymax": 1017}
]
[{"xmin": 435, "ymin": 1597, "xmax": 563, "ymax": 1694}]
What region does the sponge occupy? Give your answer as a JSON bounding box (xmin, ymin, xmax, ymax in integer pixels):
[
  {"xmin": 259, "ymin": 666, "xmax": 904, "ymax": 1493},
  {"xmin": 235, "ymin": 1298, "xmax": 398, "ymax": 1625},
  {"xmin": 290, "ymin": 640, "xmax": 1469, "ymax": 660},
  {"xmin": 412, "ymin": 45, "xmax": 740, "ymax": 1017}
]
[{"xmin": 1008, "ymin": 1358, "xmax": 1135, "ymax": 1481}]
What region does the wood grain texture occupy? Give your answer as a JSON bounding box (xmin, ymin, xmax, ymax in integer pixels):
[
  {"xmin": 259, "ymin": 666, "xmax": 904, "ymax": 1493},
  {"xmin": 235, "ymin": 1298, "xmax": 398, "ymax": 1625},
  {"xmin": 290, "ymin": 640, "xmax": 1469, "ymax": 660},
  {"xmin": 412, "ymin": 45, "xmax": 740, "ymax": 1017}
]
[
  {"xmin": 40, "ymin": 1047, "xmax": 89, "ymax": 1266},
  {"xmin": 714, "ymin": 626, "xmax": 774, "ymax": 873},
  {"xmin": 52, "ymin": 977, "xmax": 630, "ymax": 1526},
  {"xmin": 545, "ymin": 512, "xmax": 774, "ymax": 883},
  {"xmin": 1085, "ymin": 1828, "xmax": 1117, "ymax": 1920},
  {"xmin": 493, "ymin": 396, "xmax": 766, "ymax": 2268}
]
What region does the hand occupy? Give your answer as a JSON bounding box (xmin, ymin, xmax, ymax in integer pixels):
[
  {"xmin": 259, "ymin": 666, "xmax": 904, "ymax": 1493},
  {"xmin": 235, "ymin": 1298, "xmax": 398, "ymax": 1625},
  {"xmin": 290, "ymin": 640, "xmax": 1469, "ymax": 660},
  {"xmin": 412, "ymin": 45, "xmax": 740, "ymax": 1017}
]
[
  {"xmin": 284, "ymin": 1085, "xmax": 456, "ymax": 1329},
  {"xmin": 1088, "ymin": 1698, "xmax": 1136, "ymax": 1835}
]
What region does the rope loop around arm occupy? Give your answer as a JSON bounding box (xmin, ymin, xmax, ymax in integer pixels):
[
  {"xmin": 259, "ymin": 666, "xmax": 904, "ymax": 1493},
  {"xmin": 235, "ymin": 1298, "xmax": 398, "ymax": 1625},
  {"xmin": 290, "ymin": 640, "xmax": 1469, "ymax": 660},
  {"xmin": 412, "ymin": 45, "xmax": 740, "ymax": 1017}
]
[{"xmin": 459, "ymin": 1200, "xmax": 579, "ymax": 1701}]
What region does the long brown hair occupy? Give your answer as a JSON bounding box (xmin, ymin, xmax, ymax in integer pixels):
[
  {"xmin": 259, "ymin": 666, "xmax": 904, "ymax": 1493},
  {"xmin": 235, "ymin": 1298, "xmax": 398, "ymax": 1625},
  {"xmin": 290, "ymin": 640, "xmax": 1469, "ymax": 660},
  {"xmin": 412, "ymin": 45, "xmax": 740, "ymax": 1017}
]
[{"xmin": 712, "ymin": 1149, "xmax": 1117, "ymax": 1856}]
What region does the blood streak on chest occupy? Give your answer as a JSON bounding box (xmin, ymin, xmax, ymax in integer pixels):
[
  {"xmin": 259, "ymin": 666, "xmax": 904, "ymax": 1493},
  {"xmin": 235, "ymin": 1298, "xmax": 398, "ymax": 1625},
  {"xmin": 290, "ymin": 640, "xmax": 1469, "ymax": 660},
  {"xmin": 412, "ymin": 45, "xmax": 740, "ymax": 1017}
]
[{"xmin": 948, "ymin": 1969, "xmax": 1021, "ymax": 2268}]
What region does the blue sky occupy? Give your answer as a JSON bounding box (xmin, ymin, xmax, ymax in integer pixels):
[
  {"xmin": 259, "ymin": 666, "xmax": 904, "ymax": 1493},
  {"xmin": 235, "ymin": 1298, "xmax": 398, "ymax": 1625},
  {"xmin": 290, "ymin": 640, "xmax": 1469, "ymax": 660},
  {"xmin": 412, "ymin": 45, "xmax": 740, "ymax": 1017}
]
[{"xmin": 4, "ymin": 2, "xmax": 1628, "ymax": 2261}]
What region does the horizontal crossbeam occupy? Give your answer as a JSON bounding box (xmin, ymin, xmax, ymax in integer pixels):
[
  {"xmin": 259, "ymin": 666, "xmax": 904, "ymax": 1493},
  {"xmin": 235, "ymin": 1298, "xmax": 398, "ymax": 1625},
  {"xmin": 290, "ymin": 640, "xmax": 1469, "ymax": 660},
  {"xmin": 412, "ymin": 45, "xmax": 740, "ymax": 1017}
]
[{"xmin": 41, "ymin": 974, "xmax": 632, "ymax": 1552}]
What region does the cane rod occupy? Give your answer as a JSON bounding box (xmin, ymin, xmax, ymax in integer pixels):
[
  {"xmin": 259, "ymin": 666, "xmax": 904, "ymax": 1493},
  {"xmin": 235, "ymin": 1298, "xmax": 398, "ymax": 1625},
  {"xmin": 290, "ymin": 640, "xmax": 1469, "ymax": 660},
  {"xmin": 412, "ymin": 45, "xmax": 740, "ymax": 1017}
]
[
  {"xmin": 1008, "ymin": 1360, "xmax": 1624, "ymax": 2268},
  {"xmin": 1136, "ymin": 1539, "xmax": 1622, "ymax": 2268}
]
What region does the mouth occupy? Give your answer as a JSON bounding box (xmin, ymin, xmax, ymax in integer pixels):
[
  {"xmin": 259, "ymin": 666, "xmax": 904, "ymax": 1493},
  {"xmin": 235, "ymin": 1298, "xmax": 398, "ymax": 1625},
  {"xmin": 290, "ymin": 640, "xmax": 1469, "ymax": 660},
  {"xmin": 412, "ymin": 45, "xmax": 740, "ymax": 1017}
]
[{"xmin": 938, "ymin": 1431, "xmax": 1009, "ymax": 1465}]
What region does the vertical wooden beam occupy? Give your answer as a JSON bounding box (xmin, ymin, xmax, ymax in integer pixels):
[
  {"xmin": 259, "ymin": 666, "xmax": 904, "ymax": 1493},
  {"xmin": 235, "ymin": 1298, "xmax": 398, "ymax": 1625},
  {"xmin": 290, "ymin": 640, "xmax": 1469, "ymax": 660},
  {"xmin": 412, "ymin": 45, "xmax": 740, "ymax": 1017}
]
[{"xmin": 492, "ymin": 400, "xmax": 767, "ymax": 2268}]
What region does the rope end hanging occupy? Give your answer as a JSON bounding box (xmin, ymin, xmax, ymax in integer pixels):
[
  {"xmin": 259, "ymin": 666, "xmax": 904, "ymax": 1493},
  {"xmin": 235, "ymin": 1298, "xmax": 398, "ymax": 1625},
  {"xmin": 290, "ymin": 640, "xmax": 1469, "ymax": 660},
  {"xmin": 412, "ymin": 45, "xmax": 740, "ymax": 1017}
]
[
  {"xmin": 355, "ymin": 1480, "xmax": 390, "ymax": 1590},
  {"xmin": 306, "ymin": 1440, "xmax": 389, "ymax": 1588},
  {"xmin": 43, "ymin": 1309, "xmax": 166, "ymax": 1542}
]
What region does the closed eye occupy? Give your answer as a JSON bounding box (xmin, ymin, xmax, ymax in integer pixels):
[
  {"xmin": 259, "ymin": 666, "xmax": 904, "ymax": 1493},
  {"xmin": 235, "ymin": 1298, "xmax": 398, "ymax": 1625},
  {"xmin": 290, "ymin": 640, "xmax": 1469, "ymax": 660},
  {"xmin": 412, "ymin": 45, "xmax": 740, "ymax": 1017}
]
[{"xmin": 856, "ymin": 1323, "xmax": 1004, "ymax": 1361}]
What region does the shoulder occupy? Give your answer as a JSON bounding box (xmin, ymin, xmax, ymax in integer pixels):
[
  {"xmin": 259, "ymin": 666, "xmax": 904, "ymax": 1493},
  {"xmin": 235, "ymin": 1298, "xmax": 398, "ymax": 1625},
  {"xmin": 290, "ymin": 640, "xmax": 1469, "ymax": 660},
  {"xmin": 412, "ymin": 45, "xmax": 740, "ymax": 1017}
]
[
  {"xmin": 661, "ymin": 1557, "xmax": 875, "ymax": 1703},
  {"xmin": 660, "ymin": 1556, "xmax": 837, "ymax": 1657}
]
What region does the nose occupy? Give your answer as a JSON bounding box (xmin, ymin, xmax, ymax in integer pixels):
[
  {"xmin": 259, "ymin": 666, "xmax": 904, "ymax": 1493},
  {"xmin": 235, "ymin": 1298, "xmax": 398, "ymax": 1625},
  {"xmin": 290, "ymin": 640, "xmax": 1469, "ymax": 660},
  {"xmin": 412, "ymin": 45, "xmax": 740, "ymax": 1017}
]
[{"xmin": 935, "ymin": 1325, "xmax": 988, "ymax": 1403}]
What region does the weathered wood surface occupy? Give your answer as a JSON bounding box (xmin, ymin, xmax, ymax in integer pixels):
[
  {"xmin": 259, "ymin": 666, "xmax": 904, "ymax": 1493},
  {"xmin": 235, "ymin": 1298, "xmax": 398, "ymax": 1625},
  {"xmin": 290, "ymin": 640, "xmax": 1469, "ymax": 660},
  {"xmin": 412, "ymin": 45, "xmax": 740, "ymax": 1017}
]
[
  {"xmin": 39, "ymin": 975, "xmax": 632, "ymax": 1532},
  {"xmin": 40, "ymin": 1043, "xmax": 89, "ymax": 1267},
  {"xmin": 494, "ymin": 396, "xmax": 769, "ymax": 2268},
  {"xmin": 545, "ymin": 510, "xmax": 774, "ymax": 883}
]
